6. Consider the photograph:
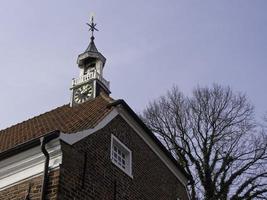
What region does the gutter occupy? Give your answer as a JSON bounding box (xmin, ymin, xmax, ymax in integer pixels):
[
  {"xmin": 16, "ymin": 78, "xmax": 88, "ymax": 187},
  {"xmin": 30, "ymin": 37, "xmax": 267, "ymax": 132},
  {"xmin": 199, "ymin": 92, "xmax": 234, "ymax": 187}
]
[
  {"xmin": 0, "ymin": 130, "xmax": 60, "ymax": 162},
  {"xmin": 40, "ymin": 131, "xmax": 60, "ymax": 200}
]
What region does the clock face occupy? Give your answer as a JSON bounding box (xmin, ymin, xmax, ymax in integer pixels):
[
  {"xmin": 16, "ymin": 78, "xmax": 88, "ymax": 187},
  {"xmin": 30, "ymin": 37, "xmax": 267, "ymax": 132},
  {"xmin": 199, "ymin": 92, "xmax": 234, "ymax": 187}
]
[{"xmin": 74, "ymin": 84, "xmax": 93, "ymax": 104}]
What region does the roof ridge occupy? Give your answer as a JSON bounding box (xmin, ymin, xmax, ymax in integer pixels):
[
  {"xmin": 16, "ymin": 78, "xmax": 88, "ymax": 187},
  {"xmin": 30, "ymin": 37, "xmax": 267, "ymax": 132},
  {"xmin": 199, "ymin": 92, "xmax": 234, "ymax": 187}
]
[
  {"xmin": 0, "ymin": 104, "xmax": 69, "ymax": 133},
  {"xmin": 0, "ymin": 95, "xmax": 114, "ymax": 134},
  {"xmin": 0, "ymin": 95, "xmax": 115, "ymax": 152}
]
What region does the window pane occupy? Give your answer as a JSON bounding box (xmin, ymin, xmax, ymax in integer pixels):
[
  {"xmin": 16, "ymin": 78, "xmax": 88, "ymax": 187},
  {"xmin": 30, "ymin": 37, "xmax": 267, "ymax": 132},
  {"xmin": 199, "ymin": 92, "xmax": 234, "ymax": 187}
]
[
  {"xmin": 111, "ymin": 136, "xmax": 132, "ymax": 177},
  {"xmin": 113, "ymin": 152, "xmax": 117, "ymax": 159}
]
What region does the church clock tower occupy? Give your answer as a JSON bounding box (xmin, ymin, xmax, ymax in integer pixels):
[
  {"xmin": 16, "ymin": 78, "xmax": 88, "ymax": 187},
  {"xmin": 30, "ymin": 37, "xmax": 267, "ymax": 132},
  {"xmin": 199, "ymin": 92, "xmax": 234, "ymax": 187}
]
[{"xmin": 71, "ymin": 17, "xmax": 110, "ymax": 106}]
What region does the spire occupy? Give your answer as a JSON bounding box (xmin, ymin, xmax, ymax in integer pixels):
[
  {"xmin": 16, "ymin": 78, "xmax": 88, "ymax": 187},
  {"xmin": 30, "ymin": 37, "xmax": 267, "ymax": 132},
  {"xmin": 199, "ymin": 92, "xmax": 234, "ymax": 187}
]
[
  {"xmin": 86, "ymin": 36, "xmax": 98, "ymax": 52},
  {"xmin": 77, "ymin": 15, "xmax": 106, "ymax": 67},
  {"xmin": 85, "ymin": 16, "xmax": 99, "ymax": 53}
]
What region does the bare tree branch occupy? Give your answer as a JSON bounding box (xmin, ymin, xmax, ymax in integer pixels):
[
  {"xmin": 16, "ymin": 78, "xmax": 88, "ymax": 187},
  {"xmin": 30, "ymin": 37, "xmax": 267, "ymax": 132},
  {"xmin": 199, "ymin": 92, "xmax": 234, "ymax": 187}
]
[{"xmin": 142, "ymin": 84, "xmax": 267, "ymax": 200}]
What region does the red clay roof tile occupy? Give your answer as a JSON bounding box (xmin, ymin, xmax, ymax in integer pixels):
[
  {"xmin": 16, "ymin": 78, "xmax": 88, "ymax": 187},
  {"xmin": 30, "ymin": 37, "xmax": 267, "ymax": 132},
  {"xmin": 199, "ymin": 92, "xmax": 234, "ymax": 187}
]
[{"xmin": 0, "ymin": 94, "xmax": 114, "ymax": 152}]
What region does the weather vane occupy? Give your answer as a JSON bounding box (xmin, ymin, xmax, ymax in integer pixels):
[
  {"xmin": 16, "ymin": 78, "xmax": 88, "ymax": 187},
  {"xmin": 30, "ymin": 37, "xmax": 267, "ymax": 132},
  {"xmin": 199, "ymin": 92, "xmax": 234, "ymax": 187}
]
[{"xmin": 87, "ymin": 15, "xmax": 98, "ymax": 38}]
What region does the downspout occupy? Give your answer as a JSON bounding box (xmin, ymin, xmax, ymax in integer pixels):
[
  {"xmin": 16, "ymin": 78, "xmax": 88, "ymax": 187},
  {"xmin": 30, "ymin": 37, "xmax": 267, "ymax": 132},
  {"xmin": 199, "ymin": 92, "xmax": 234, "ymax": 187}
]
[
  {"xmin": 40, "ymin": 131, "xmax": 60, "ymax": 200},
  {"xmin": 40, "ymin": 137, "xmax": 50, "ymax": 200}
]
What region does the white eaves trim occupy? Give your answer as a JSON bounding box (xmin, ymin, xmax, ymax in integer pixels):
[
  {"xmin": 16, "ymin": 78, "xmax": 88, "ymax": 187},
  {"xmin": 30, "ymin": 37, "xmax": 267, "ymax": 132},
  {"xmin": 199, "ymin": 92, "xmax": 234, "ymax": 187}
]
[{"xmin": 0, "ymin": 138, "xmax": 62, "ymax": 191}]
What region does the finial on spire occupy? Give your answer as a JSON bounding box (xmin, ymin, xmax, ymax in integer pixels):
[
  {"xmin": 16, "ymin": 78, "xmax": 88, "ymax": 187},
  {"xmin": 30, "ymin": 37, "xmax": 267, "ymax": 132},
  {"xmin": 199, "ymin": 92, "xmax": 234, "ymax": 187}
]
[{"xmin": 86, "ymin": 14, "xmax": 98, "ymax": 40}]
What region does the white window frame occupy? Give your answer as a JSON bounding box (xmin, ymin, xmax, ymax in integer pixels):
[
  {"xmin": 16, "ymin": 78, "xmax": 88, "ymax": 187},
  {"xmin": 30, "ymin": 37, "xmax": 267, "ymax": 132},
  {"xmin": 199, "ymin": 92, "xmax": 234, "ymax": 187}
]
[{"xmin": 110, "ymin": 134, "xmax": 133, "ymax": 178}]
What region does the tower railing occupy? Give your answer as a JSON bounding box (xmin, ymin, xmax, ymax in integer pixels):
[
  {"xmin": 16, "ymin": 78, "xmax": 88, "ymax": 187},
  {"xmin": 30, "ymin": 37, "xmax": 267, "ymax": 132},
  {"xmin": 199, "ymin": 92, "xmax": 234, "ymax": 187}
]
[{"xmin": 72, "ymin": 70, "xmax": 110, "ymax": 90}]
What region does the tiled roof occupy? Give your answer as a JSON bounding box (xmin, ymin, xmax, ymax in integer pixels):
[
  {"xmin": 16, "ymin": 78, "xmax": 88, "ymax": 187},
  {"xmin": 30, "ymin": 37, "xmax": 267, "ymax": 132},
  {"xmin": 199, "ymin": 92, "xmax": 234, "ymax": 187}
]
[{"xmin": 0, "ymin": 94, "xmax": 114, "ymax": 153}]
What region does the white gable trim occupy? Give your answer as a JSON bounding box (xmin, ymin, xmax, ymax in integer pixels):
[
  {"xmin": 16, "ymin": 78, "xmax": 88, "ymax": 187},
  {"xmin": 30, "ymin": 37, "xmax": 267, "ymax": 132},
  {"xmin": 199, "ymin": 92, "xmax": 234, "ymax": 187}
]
[
  {"xmin": 0, "ymin": 138, "xmax": 62, "ymax": 191},
  {"xmin": 60, "ymin": 109, "xmax": 119, "ymax": 145}
]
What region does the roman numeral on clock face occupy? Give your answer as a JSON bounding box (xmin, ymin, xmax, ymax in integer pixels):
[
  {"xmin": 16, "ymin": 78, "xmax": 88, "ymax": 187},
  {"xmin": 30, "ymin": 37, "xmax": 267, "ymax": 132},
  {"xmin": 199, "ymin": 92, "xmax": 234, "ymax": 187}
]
[{"xmin": 74, "ymin": 84, "xmax": 93, "ymax": 104}]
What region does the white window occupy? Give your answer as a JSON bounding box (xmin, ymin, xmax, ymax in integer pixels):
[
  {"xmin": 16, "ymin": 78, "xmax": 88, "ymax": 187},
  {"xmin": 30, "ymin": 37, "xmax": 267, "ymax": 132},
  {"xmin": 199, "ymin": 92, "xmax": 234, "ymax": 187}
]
[{"xmin": 110, "ymin": 135, "xmax": 132, "ymax": 177}]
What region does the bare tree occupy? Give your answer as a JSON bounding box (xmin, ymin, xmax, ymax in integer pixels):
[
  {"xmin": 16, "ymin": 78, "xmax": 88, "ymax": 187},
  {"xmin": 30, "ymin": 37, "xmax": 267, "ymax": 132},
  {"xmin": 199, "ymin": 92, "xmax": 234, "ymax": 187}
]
[{"xmin": 142, "ymin": 85, "xmax": 267, "ymax": 200}]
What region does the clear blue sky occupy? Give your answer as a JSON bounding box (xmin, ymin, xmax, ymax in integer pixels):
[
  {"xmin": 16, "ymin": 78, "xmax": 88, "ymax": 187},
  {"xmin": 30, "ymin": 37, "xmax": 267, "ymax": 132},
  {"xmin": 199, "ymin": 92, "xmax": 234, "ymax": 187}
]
[{"xmin": 0, "ymin": 0, "xmax": 266, "ymax": 129}]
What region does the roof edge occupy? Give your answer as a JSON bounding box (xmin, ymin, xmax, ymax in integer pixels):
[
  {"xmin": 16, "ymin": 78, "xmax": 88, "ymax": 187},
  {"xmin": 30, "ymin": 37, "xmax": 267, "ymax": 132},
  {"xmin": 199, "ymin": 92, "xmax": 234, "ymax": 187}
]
[{"xmin": 107, "ymin": 99, "xmax": 190, "ymax": 181}]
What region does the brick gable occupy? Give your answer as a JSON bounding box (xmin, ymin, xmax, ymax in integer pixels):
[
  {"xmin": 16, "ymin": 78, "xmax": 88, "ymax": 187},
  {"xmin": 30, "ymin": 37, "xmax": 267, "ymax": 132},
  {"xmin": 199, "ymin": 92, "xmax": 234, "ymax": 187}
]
[{"xmin": 58, "ymin": 116, "xmax": 189, "ymax": 200}]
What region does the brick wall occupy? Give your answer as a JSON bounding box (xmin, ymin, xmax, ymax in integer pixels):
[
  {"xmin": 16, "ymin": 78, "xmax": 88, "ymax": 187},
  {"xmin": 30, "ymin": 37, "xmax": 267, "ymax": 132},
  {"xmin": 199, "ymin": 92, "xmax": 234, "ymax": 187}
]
[
  {"xmin": 58, "ymin": 116, "xmax": 189, "ymax": 200},
  {"xmin": 0, "ymin": 169, "xmax": 60, "ymax": 200}
]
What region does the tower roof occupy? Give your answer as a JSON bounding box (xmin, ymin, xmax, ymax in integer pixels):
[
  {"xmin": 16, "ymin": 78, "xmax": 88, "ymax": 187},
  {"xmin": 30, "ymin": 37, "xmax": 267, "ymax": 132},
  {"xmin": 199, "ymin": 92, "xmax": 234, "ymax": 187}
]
[
  {"xmin": 85, "ymin": 36, "xmax": 98, "ymax": 53},
  {"xmin": 77, "ymin": 17, "xmax": 106, "ymax": 66}
]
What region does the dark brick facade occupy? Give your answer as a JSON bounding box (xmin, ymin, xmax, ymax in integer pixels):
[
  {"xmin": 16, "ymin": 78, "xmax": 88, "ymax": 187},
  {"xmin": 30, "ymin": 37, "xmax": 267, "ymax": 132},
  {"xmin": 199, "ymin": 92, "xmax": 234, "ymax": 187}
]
[
  {"xmin": 0, "ymin": 169, "xmax": 60, "ymax": 200},
  {"xmin": 58, "ymin": 116, "xmax": 189, "ymax": 200}
]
